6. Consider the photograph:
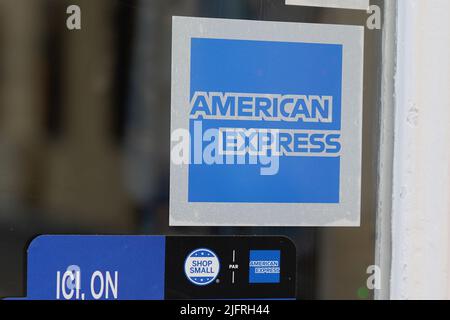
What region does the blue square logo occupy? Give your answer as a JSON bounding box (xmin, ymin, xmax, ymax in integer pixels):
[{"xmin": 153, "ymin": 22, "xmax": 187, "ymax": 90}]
[
  {"xmin": 249, "ymin": 250, "xmax": 281, "ymax": 284},
  {"xmin": 188, "ymin": 38, "xmax": 342, "ymax": 204}
]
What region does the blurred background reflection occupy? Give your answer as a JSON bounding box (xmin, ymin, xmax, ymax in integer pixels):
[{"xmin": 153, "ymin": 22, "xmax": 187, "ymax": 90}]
[{"xmin": 0, "ymin": 0, "xmax": 382, "ymax": 299}]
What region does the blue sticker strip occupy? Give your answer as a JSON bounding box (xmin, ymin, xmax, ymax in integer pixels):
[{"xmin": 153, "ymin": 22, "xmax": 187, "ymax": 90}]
[
  {"xmin": 7, "ymin": 235, "xmax": 296, "ymax": 300},
  {"xmin": 26, "ymin": 235, "xmax": 165, "ymax": 300}
]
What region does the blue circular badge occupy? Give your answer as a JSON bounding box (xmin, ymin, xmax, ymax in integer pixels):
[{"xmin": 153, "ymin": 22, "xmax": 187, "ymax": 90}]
[{"xmin": 184, "ymin": 248, "xmax": 220, "ymax": 286}]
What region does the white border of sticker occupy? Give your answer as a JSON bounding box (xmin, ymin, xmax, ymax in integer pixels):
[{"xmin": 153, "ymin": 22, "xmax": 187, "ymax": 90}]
[{"xmin": 170, "ymin": 16, "xmax": 364, "ymax": 227}]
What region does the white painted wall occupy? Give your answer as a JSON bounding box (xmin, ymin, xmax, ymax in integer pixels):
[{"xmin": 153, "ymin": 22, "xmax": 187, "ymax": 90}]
[{"xmin": 391, "ymin": 0, "xmax": 450, "ymax": 299}]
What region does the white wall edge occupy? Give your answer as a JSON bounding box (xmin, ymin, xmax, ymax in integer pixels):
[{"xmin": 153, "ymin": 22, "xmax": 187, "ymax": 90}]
[
  {"xmin": 391, "ymin": 0, "xmax": 450, "ymax": 299},
  {"xmin": 374, "ymin": 0, "xmax": 397, "ymax": 301}
]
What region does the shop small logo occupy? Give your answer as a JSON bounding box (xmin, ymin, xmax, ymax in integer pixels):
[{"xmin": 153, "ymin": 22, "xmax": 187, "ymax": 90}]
[
  {"xmin": 184, "ymin": 248, "xmax": 220, "ymax": 286},
  {"xmin": 249, "ymin": 250, "xmax": 280, "ymax": 284}
]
